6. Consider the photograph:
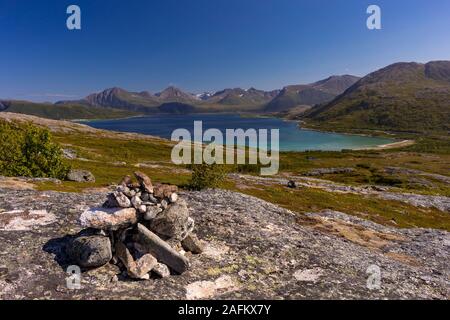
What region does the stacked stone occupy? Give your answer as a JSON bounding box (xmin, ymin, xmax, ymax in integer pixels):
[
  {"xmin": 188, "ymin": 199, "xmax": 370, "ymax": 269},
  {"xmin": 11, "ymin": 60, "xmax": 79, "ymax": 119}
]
[{"xmin": 68, "ymin": 172, "xmax": 203, "ymax": 280}]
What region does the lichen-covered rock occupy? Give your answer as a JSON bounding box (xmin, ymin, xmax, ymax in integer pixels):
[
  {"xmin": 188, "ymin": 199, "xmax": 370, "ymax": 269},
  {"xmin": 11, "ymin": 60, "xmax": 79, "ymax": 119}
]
[
  {"xmin": 182, "ymin": 233, "xmax": 204, "ymax": 254},
  {"xmin": 117, "ymin": 185, "xmax": 134, "ymax": 198},
  {"xmin": 180, "ymin": 217, "xmax": 195, "ymax": 241},
  {"xmin": 80, "ymin": 207, "xmax": 137, "ymax": 230},
  {"xmin": 152, "ymin": 263, "xmax": 171, "ymax": 278},
  {"xmin": 116, "ymin": 239, "xmax": 158, "ymax": 280},
  {"xmin": 66, "ymin": 169, "xmax": 95, "ymax": 183},
  {"xmin": 153, "ymin": 184, "xmax": 178, "ymax": 200},
  {"xmin": 305, "ymin": 167, "xmax": 355, "ymax": 176},
  {"xmin": 105, "ymin": 192, "xmax": 131, "ymax": 208},
  {"xmin": 0, "ymin": 188, "xmax": 449, "ymax": 300},
  {"xmin": 131, "ymin": 254, "xmax": 157, "ymax": 279},
  {"xmin": 67, "ymin": 235, "xmax": 112, "ymax": 268},
  {"xmin": 135, "ymin": 224, "xmax": 190, "ymax": 274},
  {"xmin": 131, "ymin": 195, "xmax": 142, "ymax": 209},
  {"xmin": 150, "ymin": 199, "xmax": 190, "ymax": 240},
  {"xmin": 144, "ymin": 205, "xmax": 163, "ymax": 221},
  {"xmin": 120, "ymin": 175, "xmax": 132, "ymax": 186},
  {"xmin": 134, "ymin": 172, "xmax": 153, "ymax": 193}
]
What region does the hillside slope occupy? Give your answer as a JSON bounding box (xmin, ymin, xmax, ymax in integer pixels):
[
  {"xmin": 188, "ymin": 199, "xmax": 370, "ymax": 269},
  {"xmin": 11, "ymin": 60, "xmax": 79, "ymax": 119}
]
[
  {"xmin": 0, "ymin": 100, "xmax": 139, "ymax": 120},
  {"xmin": 265, "ymin": 75, "xmax": 360, "ymax": 112},
  {"xmin": 304, "ymin": 61, "xmax": 450, "ymax": 132}
]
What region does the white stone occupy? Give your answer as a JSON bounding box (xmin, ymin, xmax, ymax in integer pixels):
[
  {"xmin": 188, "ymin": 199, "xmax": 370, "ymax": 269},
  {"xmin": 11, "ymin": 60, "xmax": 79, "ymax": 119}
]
[{"xmin": 169, "ymin": 193, "xmax": 178, "ymax": 203}]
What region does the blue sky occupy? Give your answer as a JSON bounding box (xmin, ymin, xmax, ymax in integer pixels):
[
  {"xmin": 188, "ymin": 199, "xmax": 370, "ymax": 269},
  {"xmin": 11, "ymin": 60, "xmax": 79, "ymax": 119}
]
[{"xmin": 1, "ymin": 0, "xmax": 449, "ymax": 102}]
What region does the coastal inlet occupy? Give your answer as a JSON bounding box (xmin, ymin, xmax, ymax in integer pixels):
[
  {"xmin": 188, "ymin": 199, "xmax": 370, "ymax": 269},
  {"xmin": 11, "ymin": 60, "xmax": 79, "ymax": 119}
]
[{"xmin": 80, "ymin": 114, "xmax": 396, "ymax": 152}]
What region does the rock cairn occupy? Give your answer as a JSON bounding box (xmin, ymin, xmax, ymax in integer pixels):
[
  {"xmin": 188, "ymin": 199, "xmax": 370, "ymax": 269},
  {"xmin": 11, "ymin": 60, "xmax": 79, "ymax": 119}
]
[{"xmin": 68, "ymin": 172, "xmax": 203, "ymax": 280}]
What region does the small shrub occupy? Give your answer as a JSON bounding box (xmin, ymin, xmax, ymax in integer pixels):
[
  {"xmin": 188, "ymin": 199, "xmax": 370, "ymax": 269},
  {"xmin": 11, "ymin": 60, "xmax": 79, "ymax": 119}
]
[
  {"xmin": 188, "ymin": 163, "xmax": 228, "ymax": 190},
  {"xmin": 369, "ymin": 174, "xmax": 403, "ymax": 187},
  {"xmin": 356, "ymin": 163, "xmax": 372, "ymax": 170},
  {"xmin": 0, "ymin": 121, "xmax": 70, "ymax": 179}
]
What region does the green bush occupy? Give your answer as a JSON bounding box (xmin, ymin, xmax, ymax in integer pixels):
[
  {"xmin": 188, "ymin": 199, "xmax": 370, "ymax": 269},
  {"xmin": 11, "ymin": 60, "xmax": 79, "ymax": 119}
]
[
  {"xmin": 0, "ymin": 121, "xmax": 70, "ymax": 179},
  {"xmin": 188, "ymin": 163, "xmax": 228, "ymax": 190}
]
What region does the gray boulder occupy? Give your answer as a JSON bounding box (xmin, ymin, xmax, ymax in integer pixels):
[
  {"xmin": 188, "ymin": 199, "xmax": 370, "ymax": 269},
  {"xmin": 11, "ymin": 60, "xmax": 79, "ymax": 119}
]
[
  {"xmin": 62, "ymin": 148, "xmax": 77, "ymax": 160},
  {"xmin": 135, "ymin": 224, "xmax": 190, "ymax": 274},
  {"xmin": 105, "ymin": 192, "xmax": 131, "ymax": 208},
  {"xmin": 67, "ymin": 169, "xmax": 95, "ymax": 183},
  {"xmin": 150, "ymin": 199, "xmax": 190, "ymax": 240},
  {"xmin": 152, "ymin": 263, "xmax": 171, "ymax": 278},
  {"xmin": 181, "ymin": 233, "xmax": 204, "ymax": 254},
  {"xmin": 67, "ymin": 235, "xmax": 112, "ymax": 268}
]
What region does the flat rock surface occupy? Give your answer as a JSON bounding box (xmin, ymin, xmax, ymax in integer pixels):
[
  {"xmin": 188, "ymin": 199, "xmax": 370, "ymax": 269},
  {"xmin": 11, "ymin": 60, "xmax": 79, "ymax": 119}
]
[{"xmin": 0, "ymin": 187, "xmax": 449, "ymax": 300}]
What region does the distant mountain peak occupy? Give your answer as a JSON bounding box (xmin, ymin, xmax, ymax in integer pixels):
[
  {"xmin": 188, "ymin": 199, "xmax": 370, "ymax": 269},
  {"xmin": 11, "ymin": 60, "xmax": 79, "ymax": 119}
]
[{"xmin": 155, "ymin": 86, "xmax": 196, "ymax": 101}]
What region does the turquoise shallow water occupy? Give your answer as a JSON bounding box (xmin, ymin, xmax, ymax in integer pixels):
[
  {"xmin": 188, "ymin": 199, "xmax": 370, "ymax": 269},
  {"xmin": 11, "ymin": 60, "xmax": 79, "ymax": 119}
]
[{"xmin": 82, "ymin": 114, "xmax": 395, "ymax": 152}]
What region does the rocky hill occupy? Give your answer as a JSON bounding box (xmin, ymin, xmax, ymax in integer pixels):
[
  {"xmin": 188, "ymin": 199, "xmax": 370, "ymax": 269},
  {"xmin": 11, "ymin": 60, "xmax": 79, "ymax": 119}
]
[{"xmin": 303, "ymin": 61, "xmax": 450, "ymax": 132}]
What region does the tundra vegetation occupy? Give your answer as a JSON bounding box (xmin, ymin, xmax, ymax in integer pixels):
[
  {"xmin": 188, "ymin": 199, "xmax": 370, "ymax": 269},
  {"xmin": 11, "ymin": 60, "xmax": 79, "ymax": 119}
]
[{"xmin": 17, "ymin": 122, "xmax": 447, "ymax": 232}]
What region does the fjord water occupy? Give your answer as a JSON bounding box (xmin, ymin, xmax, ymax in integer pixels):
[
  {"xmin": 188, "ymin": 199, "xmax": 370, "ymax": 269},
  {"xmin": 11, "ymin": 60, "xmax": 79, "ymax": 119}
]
[{"xmin": 82, "ymin": 114, "xmax": 394, "ymax": 151}]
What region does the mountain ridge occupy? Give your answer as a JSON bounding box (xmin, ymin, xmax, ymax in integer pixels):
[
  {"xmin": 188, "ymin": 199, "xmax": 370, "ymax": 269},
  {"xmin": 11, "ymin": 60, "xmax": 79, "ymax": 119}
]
[
  {"xmin": 53, "ymin": 74, "xmax": 358, "ymax": 114},
  {"xmin": 265, "ymin": 75, "xmax": 361, "ymax": 112}
]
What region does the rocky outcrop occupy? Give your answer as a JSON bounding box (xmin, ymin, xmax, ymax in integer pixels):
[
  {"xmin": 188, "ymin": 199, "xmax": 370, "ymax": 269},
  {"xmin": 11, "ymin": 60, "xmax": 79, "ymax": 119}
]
[
  {"xmin": 67, "ymin": 170, "xmax": 95, "ymax": 183},
  {"xmin": 0, "ymin": 187, "xmax": 448, "ymax": 299},
  {"xmin": 305, "ymin": 168, "xmax": 355, "ymax": 176}
]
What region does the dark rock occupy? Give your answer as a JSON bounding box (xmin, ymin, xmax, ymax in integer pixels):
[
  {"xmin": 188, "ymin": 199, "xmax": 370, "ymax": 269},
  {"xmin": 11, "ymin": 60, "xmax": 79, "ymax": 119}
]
[
  {"xmin": 66, "ymin": 169, "xmax": 95, "ymax": 183},
  {"xmin": 150, "ymin": 199, "xmax": 190, "ymax": 240},
  {"xmin": 128, "ymin": 182, "xmax": 141, "ymax": 189},
  {"xmin": 67, "ymin": 235, "xmax": 112, "ymax": 268},
  {"xmin": 135, "ymin": 224, "xmax": 190, "ymax": 274},
  {"xmin": 287, "ymin": 180, "xmax": 297, "ymax": 189},
  {"xmin": 141, "ymin": 192, "xmax": 150, "ymax": 202}
]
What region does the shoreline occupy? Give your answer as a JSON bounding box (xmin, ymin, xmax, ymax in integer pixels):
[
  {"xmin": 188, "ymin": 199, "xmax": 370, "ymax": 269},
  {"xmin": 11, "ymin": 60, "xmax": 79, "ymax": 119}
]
[
  {"xmin": 355, "ymin": 139, "xmax": 415, "ymax": 150},
  {"xmin": 72, "ymin": 114, "xmax": 145, "ymax": 122}
]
